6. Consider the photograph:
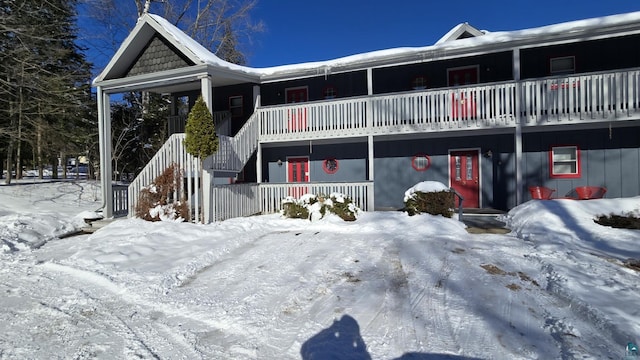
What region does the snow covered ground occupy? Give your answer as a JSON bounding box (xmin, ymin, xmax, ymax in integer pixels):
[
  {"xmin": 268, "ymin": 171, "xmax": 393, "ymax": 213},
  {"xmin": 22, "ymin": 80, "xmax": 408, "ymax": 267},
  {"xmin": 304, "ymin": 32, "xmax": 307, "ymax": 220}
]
[{"xmin": 0, "ymin": 179, "xmax": 639, "ymax": 359}]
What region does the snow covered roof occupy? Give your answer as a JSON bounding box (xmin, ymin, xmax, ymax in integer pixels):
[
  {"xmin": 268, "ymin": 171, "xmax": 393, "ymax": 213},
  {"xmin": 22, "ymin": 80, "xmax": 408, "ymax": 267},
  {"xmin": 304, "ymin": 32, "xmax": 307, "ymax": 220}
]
[
  {"xmin": 93, "ymin": 11, "xmax": 640, "ymax": 87},
  {"xmin": 435, "ymin": 23, "xmax": 487, "ymax": 45}
]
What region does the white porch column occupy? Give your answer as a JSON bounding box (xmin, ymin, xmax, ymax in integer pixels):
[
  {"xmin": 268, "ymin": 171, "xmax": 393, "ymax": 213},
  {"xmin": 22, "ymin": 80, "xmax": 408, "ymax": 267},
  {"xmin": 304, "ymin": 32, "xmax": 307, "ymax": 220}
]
[
  {"xmin": 254, "ymin": 85, "xmax": 262, "ymax": 184},
  {"xmin": 200, "ymin": 75, "xmax": 214, "ymax": 223},
  {"xmin": 253, "ymin": 85, "xmax": 261, "ymax": 108},
  {"xmin": 367, "ymin": 135, "xmax": 375, "ymax": 210},
  {"xmin": 200, "ymin": 75, "xmax": 213, "ymax": 113},
  {"xmin": 366, "ymin": 68, "xmax": 374, "ymax": 129},
  {"xmin": 97, "ymin": 86, "xmax": 113, "ymax": 218},
  {"xmin": 513, "ymin": 49, "xmax": 523, "ymax": 205}
]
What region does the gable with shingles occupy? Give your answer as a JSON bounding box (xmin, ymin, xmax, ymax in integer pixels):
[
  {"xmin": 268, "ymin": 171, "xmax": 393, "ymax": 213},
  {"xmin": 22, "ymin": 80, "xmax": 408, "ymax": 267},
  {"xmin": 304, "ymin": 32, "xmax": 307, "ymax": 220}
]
[{"xmin": 127, "ymin": 34, "xmax": 194, "ymax": 77}]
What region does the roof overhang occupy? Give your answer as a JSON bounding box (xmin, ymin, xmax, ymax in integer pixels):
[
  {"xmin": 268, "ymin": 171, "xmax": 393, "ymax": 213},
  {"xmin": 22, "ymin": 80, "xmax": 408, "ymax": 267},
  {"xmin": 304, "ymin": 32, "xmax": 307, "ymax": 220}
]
[
  {"xmin": 258, "ymin": 11, "xmax": 640, "ymax": 83},
  {"xmin": 94, "ymin": 11, "xmax": 640, "ymax": 90}
]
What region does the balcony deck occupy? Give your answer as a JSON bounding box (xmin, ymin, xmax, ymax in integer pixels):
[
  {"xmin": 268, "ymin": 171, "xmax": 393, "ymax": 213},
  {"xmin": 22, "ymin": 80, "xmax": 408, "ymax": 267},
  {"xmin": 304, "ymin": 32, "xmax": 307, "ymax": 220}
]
[{"xmin": 257, "ymin": 68, "xmax": 640, "ymax": 143}]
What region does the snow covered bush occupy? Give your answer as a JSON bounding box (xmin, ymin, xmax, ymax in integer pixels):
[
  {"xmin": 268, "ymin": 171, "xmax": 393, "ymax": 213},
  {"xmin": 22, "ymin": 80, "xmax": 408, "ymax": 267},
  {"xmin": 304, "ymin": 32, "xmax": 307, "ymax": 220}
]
[
  {"xmin": 404, "ymin": 181, "xmax": 455, "ymax": 217},
  {"xmin": 135, "ymin": 163, "xmax": 189, "ymax": 222},
  {"xmin": 281, "ymin": 193, "xmax": 360, "ymax": 221},
  {"xmin": 595, "ymin": 211, "xmax": 640, "ymax": 229}
]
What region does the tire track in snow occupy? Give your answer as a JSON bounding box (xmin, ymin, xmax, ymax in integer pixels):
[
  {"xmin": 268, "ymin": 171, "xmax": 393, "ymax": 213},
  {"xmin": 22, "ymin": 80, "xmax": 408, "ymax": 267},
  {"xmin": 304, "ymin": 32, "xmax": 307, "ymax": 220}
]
[
  {"xmin": 39, "ymin": 261, "xmax": 246, "ymax": 358},
  {"xmin": 407, "ymin": 244, "xmax": 461, "ymax": 354},
  {"xmin": 361, "ymin": 242, "xmax": 419, "ymax": 353}
]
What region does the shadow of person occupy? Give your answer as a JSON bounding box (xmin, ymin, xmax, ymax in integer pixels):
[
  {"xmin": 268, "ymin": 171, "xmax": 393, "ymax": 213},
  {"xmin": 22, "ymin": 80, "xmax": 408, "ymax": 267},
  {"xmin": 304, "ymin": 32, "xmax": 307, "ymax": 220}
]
[{"xmin": 301, "ymin": 314, "xmax": 371, "ymax": 360}]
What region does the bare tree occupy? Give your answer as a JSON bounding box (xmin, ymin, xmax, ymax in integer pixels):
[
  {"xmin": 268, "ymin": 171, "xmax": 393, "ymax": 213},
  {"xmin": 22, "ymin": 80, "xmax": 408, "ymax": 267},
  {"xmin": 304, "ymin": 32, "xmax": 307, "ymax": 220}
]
[{"xmin": 82, "ymin": 0, "xmax": 264, "ymax": 68}]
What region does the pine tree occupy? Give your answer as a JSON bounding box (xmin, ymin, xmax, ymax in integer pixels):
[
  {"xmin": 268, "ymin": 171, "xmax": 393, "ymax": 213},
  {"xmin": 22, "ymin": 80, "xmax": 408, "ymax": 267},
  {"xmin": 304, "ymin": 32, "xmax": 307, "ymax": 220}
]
[
  {"xmin": 0, "ymin": 0, "xmax": 93, "ymax": 183},
  {"xmin": 184, "ymin": 96, "xmax": 218, "ymax": 159}
]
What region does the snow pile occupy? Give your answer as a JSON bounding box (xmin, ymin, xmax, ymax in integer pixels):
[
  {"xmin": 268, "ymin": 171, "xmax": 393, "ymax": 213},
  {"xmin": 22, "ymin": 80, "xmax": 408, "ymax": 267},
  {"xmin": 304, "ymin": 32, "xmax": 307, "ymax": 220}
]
[
  {"xmin": 0, "ymin": 180, "xmax": 101, "ymax": 252},
  {"xmin": 403, "ymin": 180, "xmax": 450, "ymax": 202}
]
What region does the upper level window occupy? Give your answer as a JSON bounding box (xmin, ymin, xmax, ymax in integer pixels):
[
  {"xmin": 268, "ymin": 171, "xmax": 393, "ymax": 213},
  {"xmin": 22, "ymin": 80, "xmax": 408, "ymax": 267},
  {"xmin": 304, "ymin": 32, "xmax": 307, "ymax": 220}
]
[
  {"xmin": 323, "ymin": 86, "xmax": 337, "ymax": 99},
  {"xmin": 412, "ymin": 76, "xmax": 427, "ymax": 90},
  {"xmin": 550, "ymin": 56, "xmax": 575, "ymax": 75},
  {"xmin": 549, "ymin": 145, "xmax": 580, "ymax": 178},
  {"xmin": 229, "ymin": 96, "xmax": 243, "ymax": 117}
]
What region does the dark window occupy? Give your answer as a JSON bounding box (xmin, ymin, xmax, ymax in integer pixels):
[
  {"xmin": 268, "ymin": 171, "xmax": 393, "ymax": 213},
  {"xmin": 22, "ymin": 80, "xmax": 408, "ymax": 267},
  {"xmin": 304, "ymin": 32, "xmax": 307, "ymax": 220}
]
[{"xmin": 229, "ymin": 96, "xmax": 243, "ymax": 117}]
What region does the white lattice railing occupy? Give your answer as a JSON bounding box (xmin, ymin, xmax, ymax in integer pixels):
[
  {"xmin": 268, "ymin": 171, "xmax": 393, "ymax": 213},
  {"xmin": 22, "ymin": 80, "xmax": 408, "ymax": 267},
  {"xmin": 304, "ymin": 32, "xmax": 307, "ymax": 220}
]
[
  {"xmin": 168, "ymin": 111, "xmax": 232, "ymax": 136},
  {"xmin": 520, "ymin": 69, "xmax": 640, "ymax": 124},
  {"xmin": 128, "ymin": 133, "xmax": 202, "ymax": 221},
  {"xmin": 129, "ymin": 113, "xmax": 260, "ymax": 221},
  {"xmin": 211, "ymin": 182, "xmax": 374, "ymax": 221},
  {"xmin": 257, "ymin": 68, "xmax": 640, "ymax": 142},
  {"xmin": 205, "ymin": 111, "xmax": 260, "ymax": 172}
]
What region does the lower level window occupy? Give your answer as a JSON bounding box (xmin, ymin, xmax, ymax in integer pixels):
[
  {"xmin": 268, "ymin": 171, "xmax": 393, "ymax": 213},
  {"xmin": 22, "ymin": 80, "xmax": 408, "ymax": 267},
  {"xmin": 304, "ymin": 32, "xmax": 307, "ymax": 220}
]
[
  {"xmin": 412, "ymin": 154, "xmax": 431, "ymax": 171},
  {"xmin": 550, "ymin": 145, "xmax": 580, "ymax": 178},
  {"xmin": 323, "ymin": 158, "xmax": 339, "ymax": 174}
]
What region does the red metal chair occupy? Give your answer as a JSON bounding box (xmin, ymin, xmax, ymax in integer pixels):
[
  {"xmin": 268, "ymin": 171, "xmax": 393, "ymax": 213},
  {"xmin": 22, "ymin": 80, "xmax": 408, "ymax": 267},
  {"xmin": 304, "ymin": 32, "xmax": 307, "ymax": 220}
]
[
  {"xmin": 529, "ymin": 186, "xmax": 556, "ymax": 200},
  {"xmin": 575, "ymin": 186, "xmax": 607, "ymax": 200}
]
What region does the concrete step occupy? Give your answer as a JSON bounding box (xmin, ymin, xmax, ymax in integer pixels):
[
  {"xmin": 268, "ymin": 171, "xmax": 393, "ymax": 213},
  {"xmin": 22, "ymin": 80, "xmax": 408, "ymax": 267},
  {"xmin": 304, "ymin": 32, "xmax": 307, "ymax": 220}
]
[
  {"xmin": 81, "ymin": 219, "xmax": 117, "ymax": 234},
  {"xmin": 461, "ymin": 213, "xmax": 510, "ymax": 234}
]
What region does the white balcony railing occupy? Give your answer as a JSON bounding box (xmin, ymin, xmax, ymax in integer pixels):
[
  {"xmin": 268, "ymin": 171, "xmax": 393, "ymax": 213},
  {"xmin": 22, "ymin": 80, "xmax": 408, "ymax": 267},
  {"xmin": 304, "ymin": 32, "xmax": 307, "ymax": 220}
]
[
  {"xmin": 257, "ymin": 68, "xmax": 640, "ymax": 142},
  {"xmin": 211, "ymin": 182, "xmax": 374, "ymax": 221}
]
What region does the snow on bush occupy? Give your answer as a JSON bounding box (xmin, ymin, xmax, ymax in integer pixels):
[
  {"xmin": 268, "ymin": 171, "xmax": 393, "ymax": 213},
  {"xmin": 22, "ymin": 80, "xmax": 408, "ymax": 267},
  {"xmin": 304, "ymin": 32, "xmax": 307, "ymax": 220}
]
[
  {"xmin": 135, "ymin": 164, "xmax": 189, "ymax": 222},
  {"xmin": 403, "ymin": 181, "xmax": 450, "ymax": 202},
  {"xmin": 281, "ymin": 193, "xmax": 360, "ymax": 221},
  {"xmin": 404, "ymin": 181, "xmax": 455, "ymax": 217}
]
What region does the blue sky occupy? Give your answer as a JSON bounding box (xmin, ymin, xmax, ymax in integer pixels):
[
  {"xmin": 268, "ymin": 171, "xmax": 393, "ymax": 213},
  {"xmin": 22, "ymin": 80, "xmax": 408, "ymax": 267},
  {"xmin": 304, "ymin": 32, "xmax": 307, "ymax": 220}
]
[
  {"xmin": 245, "ymin": 0, "xmax": 640, "ymax": 68},
  {"xmin": 79, "ymin": 1, "xmax": 640, "ymax": 73}
]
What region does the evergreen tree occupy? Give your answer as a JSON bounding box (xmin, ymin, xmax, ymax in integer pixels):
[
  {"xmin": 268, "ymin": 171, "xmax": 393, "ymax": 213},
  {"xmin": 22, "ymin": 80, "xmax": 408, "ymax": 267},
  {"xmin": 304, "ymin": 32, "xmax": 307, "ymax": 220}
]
[
  {"xmin": 184, "ymin": 96, "xmax": 218, "ymax": 160},
  {"xmin": 0, "ymin": 0, "xmax": 94, "ymax": 183}
]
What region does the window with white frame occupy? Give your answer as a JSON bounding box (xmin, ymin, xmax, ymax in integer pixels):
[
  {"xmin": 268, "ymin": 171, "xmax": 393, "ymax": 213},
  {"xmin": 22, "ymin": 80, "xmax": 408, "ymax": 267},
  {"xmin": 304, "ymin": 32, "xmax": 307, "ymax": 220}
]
[
  {"xmin": 550, "ymin": 56, "xmax": 575, "ymax": 75},
  {"xmin": 550, "ymin": 145, "xmax": 580, "ymax": 178},
  {"xmin": 229, "ymin": 96, "xmax": 243, "ymax": 117}
]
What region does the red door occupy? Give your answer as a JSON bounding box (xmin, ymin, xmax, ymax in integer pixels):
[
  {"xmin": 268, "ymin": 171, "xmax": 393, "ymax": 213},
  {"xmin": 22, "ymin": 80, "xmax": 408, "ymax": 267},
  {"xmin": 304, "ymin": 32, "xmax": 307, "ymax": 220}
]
[
  {"xmin": 450, "ymin": 150, "xmax": 480, "ymax": 208},
  {"xmin": 286, "ymin": 87, "xmax": 308, "ymax": 131},
  {"xmin": 448, "ymin": 67, "xmax": 478, "ymax": 86},
  {"xmin": 288, "ymin": 157, "xmax": 309, "ymax": 198},
  {"xmin": 448, "ymin": 67, "xmax": 478, "ymax": 119}
]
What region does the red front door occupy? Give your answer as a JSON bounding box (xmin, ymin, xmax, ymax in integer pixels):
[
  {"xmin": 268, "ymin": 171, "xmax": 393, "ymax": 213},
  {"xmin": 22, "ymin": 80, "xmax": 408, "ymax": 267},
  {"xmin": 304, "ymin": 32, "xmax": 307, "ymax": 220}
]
[
  {"xmin": 450, "ymin": 150, "xmax": 480, "ymax": 208},
  {"xmin": 286, "ymin": 87, "xmax": 308, "ymax": 131},
  {"xmin": 288, "ymin": 157, "xmax": 309, "ymax": 198}
]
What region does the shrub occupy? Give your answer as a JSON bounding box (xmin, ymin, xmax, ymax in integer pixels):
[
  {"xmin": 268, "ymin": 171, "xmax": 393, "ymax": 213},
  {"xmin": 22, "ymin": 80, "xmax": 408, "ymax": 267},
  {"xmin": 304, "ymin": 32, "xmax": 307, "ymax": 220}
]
[
  {"xmin": 281, "ymin": 200, "xmax": 310, "ymax": 219},
  {"xmin": 184, "ymin": 95, "xmax": 218, "ymax": 160},
  {"xmin": 135, "ymin": 164, "xmax": 190, "ymax": 222},
  {"xmin": 281, "ymin": 193, "xmax": 359, "ymax": 221},
  {"xmin": 595, "ymin": 213, "xmax": 640, "ymax": 229},
  {"xmin": 404, "ymin": 190, "xmax": 455, "ymax": 217}
]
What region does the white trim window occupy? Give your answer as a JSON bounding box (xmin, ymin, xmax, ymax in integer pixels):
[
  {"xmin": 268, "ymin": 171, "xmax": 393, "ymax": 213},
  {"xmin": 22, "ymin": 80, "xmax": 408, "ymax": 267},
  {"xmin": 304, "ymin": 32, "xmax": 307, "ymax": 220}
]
[{"xmin": 550, "ymin": 145, "xmax": 580, "ymax": 178}]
